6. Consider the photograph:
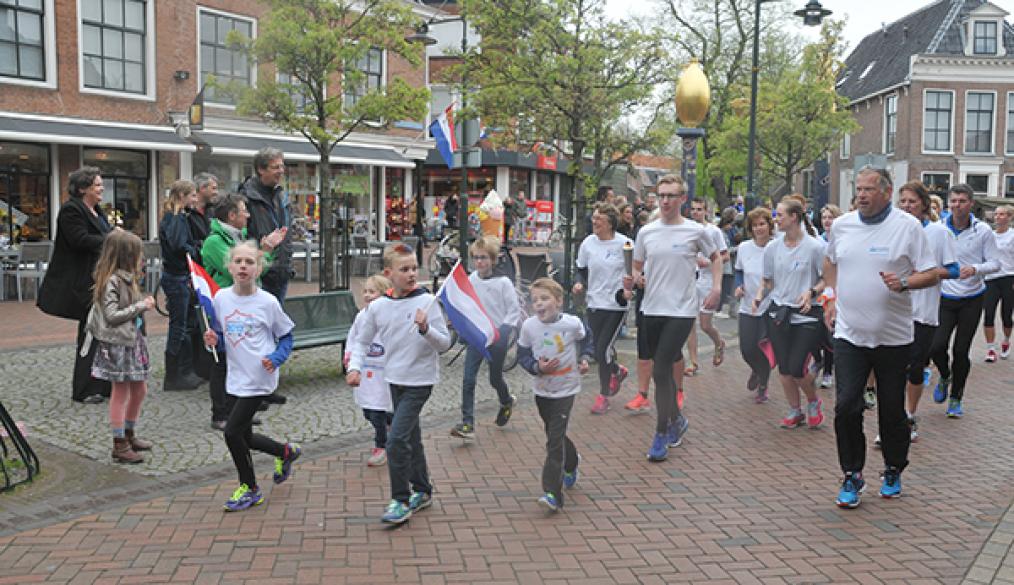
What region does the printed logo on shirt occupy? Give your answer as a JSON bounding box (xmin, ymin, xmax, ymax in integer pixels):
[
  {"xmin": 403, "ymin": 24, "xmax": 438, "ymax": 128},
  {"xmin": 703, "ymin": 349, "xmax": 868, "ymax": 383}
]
[
  {"xmin": 367, "ymin": 342, "xmax": 385, "ymax": 358},
  {"xmin": 223, "ymin": 308, "xmax": 256, "ymax": 349},
  {"xmin": 868, "ymin": 246, "xmax": 890, "ymax": 256}
]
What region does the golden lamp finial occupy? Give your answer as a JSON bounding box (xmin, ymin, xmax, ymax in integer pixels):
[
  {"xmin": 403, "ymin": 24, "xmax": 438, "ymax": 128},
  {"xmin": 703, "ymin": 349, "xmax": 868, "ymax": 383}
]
[{"xmin": 675, "ymin": 59, "xmax": 711, "ymax": 128}]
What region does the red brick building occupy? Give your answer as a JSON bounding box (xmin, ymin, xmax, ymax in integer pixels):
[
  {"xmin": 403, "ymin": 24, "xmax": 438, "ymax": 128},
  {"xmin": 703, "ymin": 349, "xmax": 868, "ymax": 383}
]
[
  {"xmin": 0, "ymin": 0, "xmax": 445, "ymax": 242},
  {"xmin": 831, "ymin": 0, "xmax": 1014, "ymax": 209}
]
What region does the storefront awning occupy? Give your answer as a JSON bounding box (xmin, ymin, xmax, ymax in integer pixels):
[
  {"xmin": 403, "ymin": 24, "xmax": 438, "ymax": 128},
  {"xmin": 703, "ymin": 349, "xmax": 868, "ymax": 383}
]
[
  {"xmin": 0, "ymin": 114, "xmax": 196, "ymax": 152},
  {"xmin": 193, "ymin": 131, "xmax": 415, "ymax": 169}
]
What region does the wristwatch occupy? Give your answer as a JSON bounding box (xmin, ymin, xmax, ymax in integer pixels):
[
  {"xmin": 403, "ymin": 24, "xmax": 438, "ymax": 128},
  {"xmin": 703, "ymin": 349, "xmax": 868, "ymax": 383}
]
[{"xmin": 899, "ymin": 277, "xmax": 909, "ymax": 292}]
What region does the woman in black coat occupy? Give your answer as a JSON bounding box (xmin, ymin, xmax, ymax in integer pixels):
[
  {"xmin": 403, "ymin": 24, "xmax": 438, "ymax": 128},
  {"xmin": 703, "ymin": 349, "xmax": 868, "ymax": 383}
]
[{"xmin": 37, "ymin": 166, "xmax": 112, "ymax": 403}]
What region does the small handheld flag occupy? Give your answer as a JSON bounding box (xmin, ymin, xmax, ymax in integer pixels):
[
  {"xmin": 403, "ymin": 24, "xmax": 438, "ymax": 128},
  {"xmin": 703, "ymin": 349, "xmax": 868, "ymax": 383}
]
[{"xmin": 436, "ymin": 262, "xmax": 499, "ymax": 359}]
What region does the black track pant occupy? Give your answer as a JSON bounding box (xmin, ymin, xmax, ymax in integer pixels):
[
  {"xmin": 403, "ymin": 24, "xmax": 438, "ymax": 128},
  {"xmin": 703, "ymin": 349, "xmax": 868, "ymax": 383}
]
[
  {"xmin": 983, "ymin": 276, "xmax": 1014, "ymax": 329},
  {"xmin": 587, "ymin": 308, "xmax": 625, "ymax": 396},
  {"xmin": 930, "ymin": 295, "xmax": 983, "ymax": 401},
  {"xmin": 642, "ymin": 316, "xmax": 694, "ymax": 434}
]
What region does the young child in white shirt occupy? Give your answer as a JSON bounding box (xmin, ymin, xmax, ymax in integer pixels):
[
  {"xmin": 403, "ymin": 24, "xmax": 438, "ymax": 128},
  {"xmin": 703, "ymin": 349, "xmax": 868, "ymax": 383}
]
[
  {"xmin": 451, "ymin": 236, "xmax": 521, "ymax": 439},
  {"xmin": 344, "ymin": 274, "xmax": 394, "ymax": 467},
  {"xmin": 203, "ymin": 241, "xmax": 300, "ymax": 513},
  {"xmin": 518, "ymin": 278, "xmax": 592, "ymax": 513},
  {"xmin": 346, "ymin": 243, "xmax": 452, "ymax": 524}
]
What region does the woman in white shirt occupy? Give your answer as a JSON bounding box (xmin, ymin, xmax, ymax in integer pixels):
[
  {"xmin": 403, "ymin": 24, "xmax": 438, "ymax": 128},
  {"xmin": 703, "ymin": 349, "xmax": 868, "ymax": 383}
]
[
  {"xmin": 734, "ymin": 207, "xmax": 774, "ymax": 404},
  {"xmin": 982, "ymin": 204, "xmax": 1014, "ymax": 362},
  {"xmin": 753, "ymin": 198, "xmax": 826, "ymax": 430}
]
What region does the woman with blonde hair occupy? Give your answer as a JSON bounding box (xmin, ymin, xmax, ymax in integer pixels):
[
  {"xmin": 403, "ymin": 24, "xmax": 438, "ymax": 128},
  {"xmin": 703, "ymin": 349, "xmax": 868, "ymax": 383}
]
[{"xmin": 159, "ymin": 179, "xmax": 203, "ymax": 391}]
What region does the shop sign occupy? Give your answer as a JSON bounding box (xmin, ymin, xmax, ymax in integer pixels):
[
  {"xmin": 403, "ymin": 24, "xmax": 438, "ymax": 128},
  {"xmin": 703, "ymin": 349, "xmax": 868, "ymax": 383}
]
[{"xmin": 536, "ymin": 154, "xmax": 558, "ymax": 170}]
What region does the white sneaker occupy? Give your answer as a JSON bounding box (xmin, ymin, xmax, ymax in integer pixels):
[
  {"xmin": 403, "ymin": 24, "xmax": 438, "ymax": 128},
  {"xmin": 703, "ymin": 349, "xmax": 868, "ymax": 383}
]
[
  {"xmin": 1002, "ymin": 341, "xmax": 1011, "ymax": 359},
  {"xmin": 873, "ymin": 435, "xmax": 882, "ymax": 449},
  {"xmin": 367, "ymin": 447, "xmax": 387, "ymax": 466},
  {"xmin": 820, "ymin": 373, "xmax": 833, "ymax": 388}
]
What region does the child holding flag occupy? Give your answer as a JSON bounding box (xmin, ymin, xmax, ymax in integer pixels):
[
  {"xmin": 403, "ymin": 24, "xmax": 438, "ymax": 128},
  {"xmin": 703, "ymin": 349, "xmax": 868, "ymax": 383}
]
[
  {"xmin": 518, "ymin": 278, "xmax": 592, "ymax": 512},
  {"xmin": 203, "ymin": 241, "xmax": 300, "ymax": 512},
  {"xmin": 451, "ymin": 235, "xmax": 521, "ymax": 439},
  {"xmin": 200, "ymin": 192, "xmax": 285, "ymax": 430},
  {"xmin": 346, "ymin": 243, "xmax": 452, "ymax": 524}
]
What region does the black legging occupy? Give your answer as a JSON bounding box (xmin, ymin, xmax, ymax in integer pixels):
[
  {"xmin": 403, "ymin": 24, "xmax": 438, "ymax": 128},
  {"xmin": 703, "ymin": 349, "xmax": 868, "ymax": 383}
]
[
  {"xmin": 224, "ymin": 396, "xmax": 287, "ymax": 489},
  {"xmin": 642, "ymin": 316, "xmax": 694, "ymax": 434},
  {"xmin": 983, "ymin": 276, "xmax": 1014, "ymax": 329},
  {"xmin": 738, "ymin": 313, "xmax": 771, "ymax": 389},
  {"xmin": 930, "ymin": 295, "xmax": 984, "ymax": 401},
  {"xmin": 587, "ymin": 308, "xmax": 625, "ymax": 396},
  {"xmin": 767, "ymin": 309, "xmax": 823, "ymax": 378}
]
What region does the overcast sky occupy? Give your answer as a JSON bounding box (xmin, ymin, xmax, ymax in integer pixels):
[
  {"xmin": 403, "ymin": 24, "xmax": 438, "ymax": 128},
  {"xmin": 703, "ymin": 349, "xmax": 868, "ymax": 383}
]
[{"xmin": 604, "ymin": 0, "xmax": 1014, "ymax": 53}]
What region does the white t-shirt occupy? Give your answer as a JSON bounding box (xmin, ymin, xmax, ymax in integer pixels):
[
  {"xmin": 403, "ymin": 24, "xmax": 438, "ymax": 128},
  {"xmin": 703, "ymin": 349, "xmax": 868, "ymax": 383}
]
[
  {"xmin": 213, "ymin": 287, "xmax": 295, "ymax": 397},
  {"xmin": 347, "ymin": 308, "xmax": 392, "ymax": 412},
  {"xmin": 762, "ymin": 234, "xmax": 825, "ymax": 310},
  {"xmin": 634, "ymin": 219, "xmax": 718, "ymax": 318},
  {"xmin": 577, "ymin": 233, "xmax": 632, "ymax": 311},
  {"xmin": 468, "ymin": 272, "xmax": 521, "ymax": 326},
  {"xmin": 911, "ymin": 221, "xmax": 957, "ymax": 326},
  {"xmin": 827, "ymin": 209, "xmax": 936, "ymax": 348},
  {"xmin": 735, "ymin": 239, "xmax": 771, "ymax": 316},
  {"xmin": 986, "ymin": 228, "xmax": 1014, "ymax": 280},
  {"xmin": 696, "ymin": 223, "xmax": 728, "ymax": 291},
  {"xmin": 518, "ymin": 313, "xmax": 586, "ymax": 398}
]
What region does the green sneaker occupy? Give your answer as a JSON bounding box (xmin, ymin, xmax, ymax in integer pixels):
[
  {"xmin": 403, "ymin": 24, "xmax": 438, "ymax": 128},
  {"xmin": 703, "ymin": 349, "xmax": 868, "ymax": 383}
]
[
  {"xmin": 381, "ymin": 499, "xmax": 413, "ymax": 524},
  {"xmin": 224, "ymin": 484, "xmax": 264, "ymax": 512},
  {"xmin": 273, "ymin": 443, "xmax": 301, "ymax": 484},
  {"xmin": 450, "ymin": 423, "xmax": 474, "ymax": 439},
  {"xmin": 495, "ymin": 395, "xmax": 516, "ymax": 427},
  {"xmin": 408, "ymin": 491, "xmax": 432, "ymax": 511}
]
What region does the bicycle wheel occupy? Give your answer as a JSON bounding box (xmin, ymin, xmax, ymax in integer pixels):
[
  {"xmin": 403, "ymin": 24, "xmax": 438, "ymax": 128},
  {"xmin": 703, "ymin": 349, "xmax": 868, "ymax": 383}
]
[{"xmin": 502, "ymin": 327, "xmax": 519, "ymax": 371}]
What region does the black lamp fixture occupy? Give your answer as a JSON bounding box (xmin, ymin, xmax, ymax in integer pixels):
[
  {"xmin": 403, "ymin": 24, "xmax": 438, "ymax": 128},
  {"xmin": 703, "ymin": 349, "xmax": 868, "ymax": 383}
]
[
  {"xmin": 405, "ymin": 23, "xmax": 438, "ymax": 46},
  {"xmin": 794, "ymin": 0, "xmax": 832, "ymax": 27}
]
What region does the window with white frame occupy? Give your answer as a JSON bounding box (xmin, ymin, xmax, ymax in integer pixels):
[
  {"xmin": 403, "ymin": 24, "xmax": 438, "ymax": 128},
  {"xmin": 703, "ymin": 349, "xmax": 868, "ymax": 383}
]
[
  {"xmin": 1007, "ymin": 92, "xmax": 1014, "ymax": 155},
  {"xmin": 922, "ymin": 172, "xmax": 951, "ymax": 196},
  {"xmin": 277, "ymin": 71, "xmax": 312, "ymax": 114},
  {"xmin": 965, "ymin": 92, "xmax": 995, "ymax": 154},
  {"xmin": 1005, "ymin": 175, "xmax": 1014, "ymax": 198},
  {"xmin": 344, "ymin": 47, "xmax": 382, "ymax": 111},
  {"xmin": 199, "ymin": 10, "xmax": 253, "ymax": 104},
  {"xmin": 80, "ymin": 0, "xmax": 146, "ymax": 93},
  {"xmin": 966, "ymin": 173, "xmax": 989, "ymax": 195},
  {"xmin": 839, "ymin": 133, "xmax": 850, "ymax": 159},
  {"xmin": 973, "ymin": 21, "xmax": 998, "ymax": 55},
  {"xmin": 428, "ymin": 85, "xmax": 454, "ymax": 138},
  {"xmin": 884, "ymin": 94, "xmax": 897, "ymax": 154},
  {"xmin": 0, "ymin": 0, "xmax": 45, "ymax": 80},
  {"xmin": 923, "ymin": 90, "xmax": 953, "ymax": 152}
]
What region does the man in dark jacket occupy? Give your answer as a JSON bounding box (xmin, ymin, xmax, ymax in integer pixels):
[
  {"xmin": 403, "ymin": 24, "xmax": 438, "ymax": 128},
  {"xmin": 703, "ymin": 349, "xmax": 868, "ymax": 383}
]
[
  {"xmin": 37, "ymin": 166, "xmax": 112, "ymax": 403},
  {"xmin": 187, "ymin": 172, "xmax": 218, "ymax": 265},
  {"xmin": 238, "ymin": 148, "xmax": 291, "ymax": 302}
]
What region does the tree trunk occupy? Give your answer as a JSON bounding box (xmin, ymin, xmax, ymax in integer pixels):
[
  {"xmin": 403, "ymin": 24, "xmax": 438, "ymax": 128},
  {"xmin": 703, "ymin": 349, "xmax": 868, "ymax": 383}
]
[
  {"xmin": 563, "ymin": 136, "xmax": 585, "ymax": 307},
  {"xmin": 317, "ymin": 151, "xmax": 340, "ymax": 291},
  {"xmin": 711, "ymin": 175, "xmax": 730, "ymax": 210}
]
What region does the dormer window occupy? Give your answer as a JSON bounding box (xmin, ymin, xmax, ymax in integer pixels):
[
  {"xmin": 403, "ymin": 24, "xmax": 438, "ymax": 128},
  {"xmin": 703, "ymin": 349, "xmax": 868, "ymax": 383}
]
[{"xmin": 973, "ymin": 21, "xmax": 998, "ymax": 55}]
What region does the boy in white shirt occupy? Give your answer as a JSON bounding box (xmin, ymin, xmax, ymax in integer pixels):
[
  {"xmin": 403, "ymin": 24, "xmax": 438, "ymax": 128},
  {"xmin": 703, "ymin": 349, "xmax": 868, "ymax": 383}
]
[
  {"xmin": 518, "ymin": 278, "xmax": 592, "ymax": 512},
  {"xmin": 346, "ymin": 243, "xmax": 452, "ymax": 524},
  {"xmin": 452, "ymin": 236, "xmax": 521, "ymax": 438}
]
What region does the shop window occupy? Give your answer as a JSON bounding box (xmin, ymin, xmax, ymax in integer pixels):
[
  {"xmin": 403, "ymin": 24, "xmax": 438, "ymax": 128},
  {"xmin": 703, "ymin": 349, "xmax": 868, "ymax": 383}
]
[
  {"xmin": 199, "ymin": 9, "xmax": 254, "ymax": 104},
  {"xmin": 0, "ymin": 141, "xmax": 50, "ymax": 242},
  {"xmin": 921, "ymin": 172, "xmax": 951, "ymax": 196},
  {"xmin": 509, "ymin": 168, "xmax": 531, "ymax": 199},
  {"xmin": 83, "ymin": 148, "xmax": 149, "ymax": 238},
  {"xmin": 535, "ymin": 171, "xmax": 553, "ymax": 201},
  {"xmin": 0, "ymin": 0, "xmax": 45, "ymax": 81},
  {"xmin": 385, "ymin": 167, "xmax": 409, "ymax": 239}
]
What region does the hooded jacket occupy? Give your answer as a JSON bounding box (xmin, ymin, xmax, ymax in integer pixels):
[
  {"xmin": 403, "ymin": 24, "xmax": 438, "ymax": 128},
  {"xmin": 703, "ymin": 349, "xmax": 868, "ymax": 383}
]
[
  {"xmin": 84, "ymin": 270, "xmax": 147, "ymax": 347},
  {"xmin": 238, "ymin": 175, "xmax": 292, "ymax": 283},
  {"xmin": 201, "ymin": 218, "xmax": 275, "ymax": 288}
]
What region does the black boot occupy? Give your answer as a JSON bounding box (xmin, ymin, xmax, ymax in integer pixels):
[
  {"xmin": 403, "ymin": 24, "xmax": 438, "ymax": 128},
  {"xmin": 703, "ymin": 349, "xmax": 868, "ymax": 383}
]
[
  {"xmin": 164, "ymin": 351, "xmax": 200, "ymax": 391},
  {"xmin": 176, "ymin": 345, "xmax": 206, "ymax": 389}
]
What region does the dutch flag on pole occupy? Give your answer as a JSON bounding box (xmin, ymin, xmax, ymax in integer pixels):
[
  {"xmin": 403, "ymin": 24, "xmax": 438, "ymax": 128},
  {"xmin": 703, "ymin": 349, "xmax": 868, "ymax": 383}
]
[
  {"xmin": 187, "ymin": 254, "xmax": 219, "ymax": 325},
  {"xmin": 429, "ymin": 104, "xmax": 457, "ymax": 169},
  {"xmin": 438, "ymin": 261, "xmax": 499, "ymax": 359}
]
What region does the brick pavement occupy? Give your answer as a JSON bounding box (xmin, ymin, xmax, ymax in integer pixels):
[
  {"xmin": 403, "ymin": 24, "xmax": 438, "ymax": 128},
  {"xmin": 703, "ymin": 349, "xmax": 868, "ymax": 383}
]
[{"xmin": 3, "ymin": 329, "xmax": 1014, "ymax": 584}]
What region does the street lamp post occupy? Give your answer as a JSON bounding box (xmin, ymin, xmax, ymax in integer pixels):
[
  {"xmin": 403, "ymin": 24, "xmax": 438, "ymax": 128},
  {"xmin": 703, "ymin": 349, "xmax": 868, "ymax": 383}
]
[
  {"xmin": 745, "ymin": 0, "xmax": 831, "ymax": 211},
  {"xmin": 407, "ymin": 16, "xmax": 473, "ymax": 270},
  {"xmin": 675, "ymin": 60, "xmax": 711, "ymax": 204}
]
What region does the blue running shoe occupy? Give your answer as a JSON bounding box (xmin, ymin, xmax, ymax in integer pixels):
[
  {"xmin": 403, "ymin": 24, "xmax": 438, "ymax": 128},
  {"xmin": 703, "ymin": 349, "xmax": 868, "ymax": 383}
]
[
  {"xmin": 647, "ymin": 432, "xmax": 669, "ymax": 462},
  {"xmin": 933, "ymin": 377, "xmax": 950, "ymax": 403},
  {"xmin": 880, "ymin": 467, "xmax": 902, "ymax": 498},
  {"xmin": 667, "ymin": 415, "xmax": 689, "ymax": 447},
  {"xmin": 408, "ymin": 491, "xmax": 432, "ymax": 511},
  {"xmin": 922, "ymin": 368, "xmax": 932, "ymax": 387},
  {"xmin": 946, "ymin": 398, "xmax": 963, "ymax": 418},
  {"xmin": 224, "ymin": 484, "xmax": 264, "ymax": 512},
  {"xmin": 273, "ymin": 443, "xmax": 301, "ymax": 484},
  {"xmin": 381, "ymin": 499, "xmax": 413, "ymax": 524},
  {"xmin": 538, "ymin": 492, "xmax": 560, "ymax": 512},
  {"xmin": 835, "ymin": 473, "xmax": 866, "ymax": 509},
  {"xmin": 563, "ymin": 454, "xmax": 581, "ymax": 489}
]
